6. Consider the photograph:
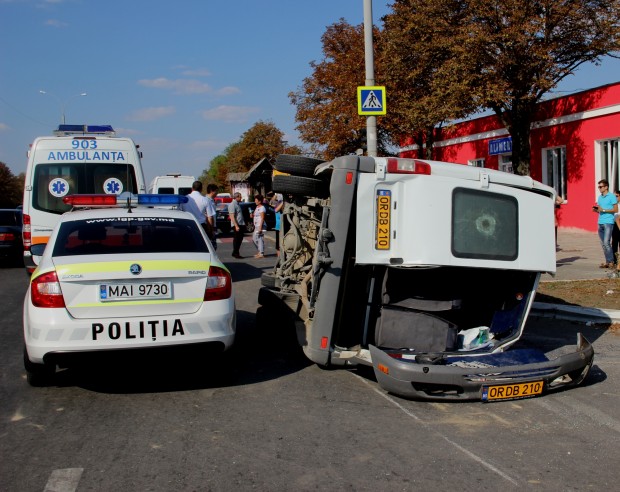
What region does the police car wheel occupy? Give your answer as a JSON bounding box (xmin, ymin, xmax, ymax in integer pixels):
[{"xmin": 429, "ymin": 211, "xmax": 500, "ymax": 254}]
[
  {"xmin": 275, "ymin": 155, "xmax": 324, "ymax": 177},
  {"xmin": 273, "ymin": 175, "xmax": 328, "ymax": 198},
  {"xmin": 23, "ymin": 347, "xmax": 55, "ymax": 387}
]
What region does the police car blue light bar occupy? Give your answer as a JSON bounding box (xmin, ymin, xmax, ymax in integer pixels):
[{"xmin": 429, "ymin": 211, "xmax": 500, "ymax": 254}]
[
  {"xmin": 137, "ymin": 194, "xmax": 189, "ymax": 205},
  {"xmin": 63, "ymin": 194, "xmax": 188, "ymax": 207}
]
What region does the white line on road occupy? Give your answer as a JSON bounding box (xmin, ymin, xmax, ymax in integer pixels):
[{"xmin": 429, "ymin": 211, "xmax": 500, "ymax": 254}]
[
  {"xmin": 353, "ymin": 374, "xmax": 520, "ymax": 486},
  {"xmin": 43, "ymin": 468, "xmax": 83, "ymax": 492}
]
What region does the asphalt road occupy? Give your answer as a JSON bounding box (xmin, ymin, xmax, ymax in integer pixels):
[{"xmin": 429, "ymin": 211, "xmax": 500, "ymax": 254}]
[{"xmin": 1, "ymin": 233, "xmax": 620, "ymax": 491}]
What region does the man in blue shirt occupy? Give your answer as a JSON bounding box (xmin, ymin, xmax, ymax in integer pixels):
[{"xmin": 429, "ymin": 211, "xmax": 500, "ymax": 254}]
[{"xmin": 594, "ymin": 179, "xmax": 618, "ymax": 268}]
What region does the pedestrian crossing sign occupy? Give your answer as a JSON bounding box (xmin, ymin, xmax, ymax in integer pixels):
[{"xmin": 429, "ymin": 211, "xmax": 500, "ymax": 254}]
[{"xmin": 357, "ymin": 86, "xmax": 386, "ymax": 115}]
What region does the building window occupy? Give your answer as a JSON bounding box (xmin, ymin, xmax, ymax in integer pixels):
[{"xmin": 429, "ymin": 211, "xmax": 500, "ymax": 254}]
[
  {"xmin": 468, "ymin": 158, "xmax": 485, "ymax": 168},
  {"xmin": 499, "ymin": 155, "xmax": 513, "ymax": 174},
  {"xmin": 599, "ymin": 139, "xmax": 620, "ymax": 193},
  {"xmin": 543, "ymin": 147, "xmax": 567, "ymax": 200}
]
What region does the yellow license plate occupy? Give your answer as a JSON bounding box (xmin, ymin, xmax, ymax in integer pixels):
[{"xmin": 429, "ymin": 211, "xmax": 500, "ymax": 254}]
[
  {"xmin": 482, "ymin": 381, "xmax": 544, "ymax": 401},
  {"xmin": 376, "ymin": 190, "xmax": 391, "ymax": 250}
]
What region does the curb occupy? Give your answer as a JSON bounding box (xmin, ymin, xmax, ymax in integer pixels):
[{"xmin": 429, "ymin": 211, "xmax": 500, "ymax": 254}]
[{"xmin": 531, "ymin": 302, "xmax": 620, "ymax": 324}]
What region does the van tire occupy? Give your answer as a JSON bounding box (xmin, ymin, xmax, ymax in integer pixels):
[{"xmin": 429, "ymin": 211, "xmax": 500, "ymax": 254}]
[
  {"xmin": 258, "ymin": 286, "xmax": 300, "ymax": 313},
  {"xmin": 273, "ymin": 175, "xmax": 328, "ymax": 198},
  {"xmin": 275, "ymin": 155, "xmax": 324, "ymax": 177},
  {"xmin": 261, "ymin": 273, "xmax": 279, "ymax": 288}
]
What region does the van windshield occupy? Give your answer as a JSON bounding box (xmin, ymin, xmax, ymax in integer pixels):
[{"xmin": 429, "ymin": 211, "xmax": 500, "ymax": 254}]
[{"xmin": 33, "ymin": 163, "xmax": 139, "ymax": 215}]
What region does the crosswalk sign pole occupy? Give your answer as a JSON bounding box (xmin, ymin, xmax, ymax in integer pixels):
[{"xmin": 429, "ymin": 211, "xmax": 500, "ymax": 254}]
[{"xmin": 363, "ymin": 0, "xmax": 378, "ymax": 157}]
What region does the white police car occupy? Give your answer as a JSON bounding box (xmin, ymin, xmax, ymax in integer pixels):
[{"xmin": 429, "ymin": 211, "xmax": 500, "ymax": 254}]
[{"xmin": 23, "ymin": 194, "xmax": 235, "ymax": 385}]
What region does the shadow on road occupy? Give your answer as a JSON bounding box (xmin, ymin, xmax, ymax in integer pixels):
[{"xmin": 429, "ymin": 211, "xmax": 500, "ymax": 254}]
[{"xmin": 52, "ymin": 307, "xmax": 311, "ymax": 394}]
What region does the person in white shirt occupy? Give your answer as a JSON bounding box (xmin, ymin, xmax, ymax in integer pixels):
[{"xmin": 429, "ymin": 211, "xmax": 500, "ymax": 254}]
[
  {"xmin": 252, "ymin": 194, "xmax": 266, "ymax": 258},
  {"xmin": 180, "ymin": 181, "xmax": 209, "ymax": 233},
  {"xmin": 205, "ymin": 184, "xmax": 218, "ymax": 250}
]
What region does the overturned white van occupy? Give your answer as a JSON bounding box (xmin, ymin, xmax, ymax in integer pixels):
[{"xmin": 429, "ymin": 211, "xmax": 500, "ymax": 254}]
[{"xmin": 258, "ymin": 154, "xmax": 594, "ymax": 402}]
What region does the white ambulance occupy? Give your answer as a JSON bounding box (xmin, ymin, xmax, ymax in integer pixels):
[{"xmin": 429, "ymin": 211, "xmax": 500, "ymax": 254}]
[
  {"xmin": 22, "ymin": 124, "xmax": 147, "ymax": 273},
  {"xmin": 148, "ymin": 174, "xmax": 195, "ymax": 196}
]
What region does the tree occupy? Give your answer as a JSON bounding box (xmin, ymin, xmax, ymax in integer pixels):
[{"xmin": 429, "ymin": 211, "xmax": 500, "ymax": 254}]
[
  {"xmin": 289, "ymin": 20, "xmax": 395, "ymax": 159},
  {"xmin": 385, "ymin": 0, "xmax": 620, "ymax": 175},
  {"xmin": 198, "ymin": 121, "xmax": 299, "ymax": 189},
  {"xmin": 226, "ymin": 121, "xmax": 289, "ymax": 170},
  {"xmin": 381, "ymin": 0, "xmax": 478, "ymax": 159},
  {"xmin": 0, "ymin": 162, "xmax": 22, "ymax": 208}
]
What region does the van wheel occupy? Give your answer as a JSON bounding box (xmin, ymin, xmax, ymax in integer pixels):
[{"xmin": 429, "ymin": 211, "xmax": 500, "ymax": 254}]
[
  {"xmin": 245, "ymin": 222, "xmax": 255, "ymax": 233},
  {"xmin": 23, "ymin": 347, "xmax": 55, "ymax": 387},
  {"xmin": 275, "ymin": 155, "xmax": 324, "ymax": 177},
  {"xmin": 273, "ymin": 175, "xmax": 328, "ymax": 198}
]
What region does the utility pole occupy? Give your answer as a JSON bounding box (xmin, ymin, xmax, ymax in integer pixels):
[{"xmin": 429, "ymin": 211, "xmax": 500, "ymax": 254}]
[{"xmin": 363, "ymin": 0, "xmax": 378, "ymax": 157}]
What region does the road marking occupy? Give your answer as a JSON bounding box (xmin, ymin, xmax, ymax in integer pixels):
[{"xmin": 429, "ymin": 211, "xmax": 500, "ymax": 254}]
[
  {"xmin": 353, "ymin": 374, "xmax": 519, "ymax": 486},
  {"xmin": 44, "ymin": 468, "xmax": 83, "ymax": 492}
]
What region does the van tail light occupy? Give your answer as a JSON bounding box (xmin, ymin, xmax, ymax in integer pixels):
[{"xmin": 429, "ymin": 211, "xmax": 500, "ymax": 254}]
[
  {"xmin": 386, "ymin": 158, "xmax": 431, "ymax": 175},
  {"xmin": 204, "ymin": 266, "xmax": 232, "ymax": 301},
  {"xmin": 23, "ymin": 214, "xmax": 32, "ymax": 249},
  {"xmin": 31, "ymin": 271, "xmax": 65, "ymax": 308}
]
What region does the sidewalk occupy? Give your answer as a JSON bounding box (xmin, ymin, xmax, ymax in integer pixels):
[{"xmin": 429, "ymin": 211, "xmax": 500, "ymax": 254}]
[{"xmin": 534, "ymin": 228, "xmax": 620, "ymax": 323}]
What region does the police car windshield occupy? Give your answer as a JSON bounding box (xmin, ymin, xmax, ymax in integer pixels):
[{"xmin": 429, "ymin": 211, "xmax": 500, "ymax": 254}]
[{"xmin": 52, "ymin": 217, "xmax": 209, "ymax": 256}]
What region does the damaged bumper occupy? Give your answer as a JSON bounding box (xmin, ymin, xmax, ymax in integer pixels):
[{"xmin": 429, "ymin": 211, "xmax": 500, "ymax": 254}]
[{"xmin": 369, "ymin": 333, "xmax": 594, "ymax": 401}]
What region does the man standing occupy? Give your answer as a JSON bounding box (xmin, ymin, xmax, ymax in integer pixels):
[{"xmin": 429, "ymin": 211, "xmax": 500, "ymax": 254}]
[
  {"xmin": 228, "ymin": 192, "xmax": 245, "ymax": 258},
  {"xmin": 252, "ymin": 194, "xmax": 266, "ymax": 258},
  {"xmin": 180, "ymin": 181, "xmax": 209, "ymax": 236},
  {"xmin": 593, "ymin": 179, "xmax": 618, "ymax": 268},
  {"xmin": 205, "ymin": 184, "xmax": 218, "ymax": 250}
]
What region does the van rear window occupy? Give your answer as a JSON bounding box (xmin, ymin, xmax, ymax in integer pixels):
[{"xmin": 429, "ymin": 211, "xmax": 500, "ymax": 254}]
[
  {"xmin": 451, "ymin": 188, "xmax": 518, "ymax": 261},
  {"xmin": 52, "ymin": 218, "xmax": 209, "ymax": 256},
  {"xmin": 33, "ymin": 163, "xmax": 139, "ymax": 215}
]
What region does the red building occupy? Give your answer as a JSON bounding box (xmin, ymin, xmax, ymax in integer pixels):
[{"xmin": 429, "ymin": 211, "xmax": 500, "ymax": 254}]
[{"xmin": 400, "ymin": 82, "xmax": 620, "ymax": 232}]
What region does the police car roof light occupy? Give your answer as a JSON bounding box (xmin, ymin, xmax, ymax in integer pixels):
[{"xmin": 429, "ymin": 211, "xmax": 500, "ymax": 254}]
[
  {"xmin": 386, "ymin": 158, "xmax": 431, "ymax": 175},
  {"xmin": 137, "ymin": 194, "xmax": 189, "ymax": 205},
  {"xmin": 63, "ymin": 194, "xmax": 118, "ymax": 206}
]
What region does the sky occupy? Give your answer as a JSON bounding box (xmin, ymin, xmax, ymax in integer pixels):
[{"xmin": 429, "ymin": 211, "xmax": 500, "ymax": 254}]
[{"xmin": 1, "ymin": 0, "xmax": 620, "ymax": 186}]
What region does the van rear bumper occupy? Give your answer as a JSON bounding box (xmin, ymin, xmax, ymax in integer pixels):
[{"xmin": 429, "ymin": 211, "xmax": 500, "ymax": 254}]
[{"xmin": 369, "ymin": 333, "xmax": 594, "ymax": 401}]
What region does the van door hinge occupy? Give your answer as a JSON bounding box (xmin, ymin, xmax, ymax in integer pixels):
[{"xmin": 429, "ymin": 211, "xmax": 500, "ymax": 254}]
[
  {"xmin": 376, "ymin": 161, "xmax": 386, "ymax": 180},
  {"xmin": 480, "ymin": 172, "xmax": 489, "ymax": 188}
]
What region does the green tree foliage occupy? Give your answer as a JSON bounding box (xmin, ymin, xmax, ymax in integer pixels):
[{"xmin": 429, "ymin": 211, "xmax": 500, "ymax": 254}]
[
  {"xmin": 289, "ymin": 20, "xmax": 395, "ymax": 159},
  {"xmin": 384, "ymin": 0, "xmax": 620, "ymax": 175},
  {"xmin": 198, "ymin": 121, "xmax": 299, "ymax": 189},
  {"xmin": 0, "ymin": 162, "xmax": 23, "ymax": 208}
]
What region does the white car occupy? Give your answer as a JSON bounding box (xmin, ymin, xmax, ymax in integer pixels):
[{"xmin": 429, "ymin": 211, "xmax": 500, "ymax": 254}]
[{"xmin": 23, "ymin": 193, "xmax": 236, "ymax": 386}]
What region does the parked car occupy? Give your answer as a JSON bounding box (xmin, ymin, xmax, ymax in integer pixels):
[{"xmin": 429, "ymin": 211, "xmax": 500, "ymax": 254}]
[
  {"xmin": 0, "ymin": 208, "xmax": 23, "ymax": 264},
  {"xmin": 23, "ymin": 193, "xmax": 235, "ymax": 386},
  {"xmin": 216, "ymin": 202, "xmax": 275, "ymax": 234}
]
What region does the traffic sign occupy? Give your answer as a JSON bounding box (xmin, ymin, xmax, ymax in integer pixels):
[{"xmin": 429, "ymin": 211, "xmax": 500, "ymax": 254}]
[{"xmin": 357, "ymin": 86, "xmax": 386, "ymax": 115}]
